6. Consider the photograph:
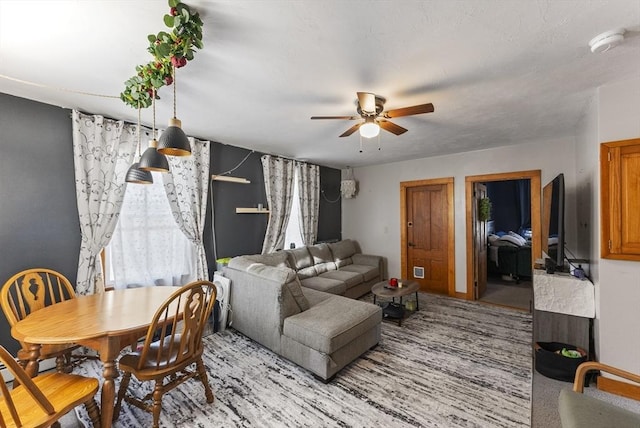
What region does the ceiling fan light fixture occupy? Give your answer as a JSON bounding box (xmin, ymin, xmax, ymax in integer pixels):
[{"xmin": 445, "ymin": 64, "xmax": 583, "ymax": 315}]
[{"xmin": 359, "ymin": 117, "xmax": 380, "ymax": 138}]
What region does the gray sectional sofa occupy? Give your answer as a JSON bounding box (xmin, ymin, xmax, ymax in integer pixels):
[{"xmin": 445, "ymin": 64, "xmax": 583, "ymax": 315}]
[{"xmin": 223, "ymin": 239, "xmax": 384, "ymax": 381}]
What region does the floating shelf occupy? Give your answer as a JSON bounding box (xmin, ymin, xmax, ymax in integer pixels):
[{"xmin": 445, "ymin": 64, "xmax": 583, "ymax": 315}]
[
  {"xmin": 212, "ymin": 175, "xmax": 250, "ymax": 184},
  {"xmin": 236, "ymin": 208, "xmax": 270, "ymax": 214}
]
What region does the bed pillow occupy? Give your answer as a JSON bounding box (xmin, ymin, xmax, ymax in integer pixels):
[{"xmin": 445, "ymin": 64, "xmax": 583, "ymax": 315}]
[
  {"xmin": 499, "ymin": 234, "xmax": 525, "ymax": 247},
  {"xmin": 508, "ymin": 231, "xmax": 527, "ymax": 246}
]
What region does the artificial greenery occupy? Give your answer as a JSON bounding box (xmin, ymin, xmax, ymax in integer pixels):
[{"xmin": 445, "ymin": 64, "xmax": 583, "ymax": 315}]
[
  {"xmin": 120, "ymin": 0, "xmax": 203, "ymax": 109},
  {"xmin": 479, "ymin": 197, "xmax": 492, "ymax": 222}
]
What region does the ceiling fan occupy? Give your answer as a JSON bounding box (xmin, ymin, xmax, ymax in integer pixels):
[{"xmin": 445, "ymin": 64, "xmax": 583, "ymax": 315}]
[{"xmin": 310, "ymin": 92, "xmax": 434, "ymax": 138}]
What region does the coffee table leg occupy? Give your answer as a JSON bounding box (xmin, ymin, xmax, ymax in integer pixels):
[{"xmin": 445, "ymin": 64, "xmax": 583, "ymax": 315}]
[{"xmin": 415, "ymin": 291, "xmax": 420, "ymax": 311}]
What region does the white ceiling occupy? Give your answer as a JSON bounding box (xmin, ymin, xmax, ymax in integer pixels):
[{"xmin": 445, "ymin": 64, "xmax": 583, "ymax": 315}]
[{"xmin": 1, "ymin": 1, "xmax": 639, "ymax": 169}]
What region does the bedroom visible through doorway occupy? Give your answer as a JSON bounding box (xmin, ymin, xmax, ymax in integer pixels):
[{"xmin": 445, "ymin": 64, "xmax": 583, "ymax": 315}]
[{"xmin": 465, "ymin": 170, "xmax": 541, "ymax": 311}]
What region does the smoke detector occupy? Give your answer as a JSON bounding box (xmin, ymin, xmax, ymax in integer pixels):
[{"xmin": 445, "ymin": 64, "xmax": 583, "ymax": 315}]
[{"xmin": 589, "ymin": 29, "xmax": 625, "ymax": 53}]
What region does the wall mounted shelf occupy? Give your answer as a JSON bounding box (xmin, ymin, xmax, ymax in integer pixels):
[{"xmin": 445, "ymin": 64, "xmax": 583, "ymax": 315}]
[
  {"xmin": 212, "ymin": 175, "xmax": 250, "ymax": 184},
  {"xmin": 236, "ymin": 208, "xmax": 270, "ymax": 214}
]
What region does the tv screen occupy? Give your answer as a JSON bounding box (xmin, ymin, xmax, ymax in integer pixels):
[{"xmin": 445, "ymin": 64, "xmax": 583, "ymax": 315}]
[{"xmin": 542, "ymin": 173, "xmax": 565, "ymax": 271}]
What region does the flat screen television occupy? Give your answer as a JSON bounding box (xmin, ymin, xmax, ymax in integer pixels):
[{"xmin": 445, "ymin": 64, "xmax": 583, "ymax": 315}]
[{"xmin": 542, "ymin": 173, "xmax": 565, "ymax": 272}]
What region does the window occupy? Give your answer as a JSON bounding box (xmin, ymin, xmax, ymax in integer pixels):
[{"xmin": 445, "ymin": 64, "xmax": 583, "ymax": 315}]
[
  {"xmin": 105, "ymin": 172, "xmax": 197, "ymax": 288},
  {"xmin": 284, "ymin": 170, "xmax": 304, "ymax": 249}
]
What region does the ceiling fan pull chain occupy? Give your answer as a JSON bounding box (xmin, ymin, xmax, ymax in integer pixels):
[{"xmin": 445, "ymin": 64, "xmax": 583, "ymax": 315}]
[
  {"xmin": 359, "ymin": 135, "xmax": 363, "ymax": 153},
  {"xmin": 377, "ymin": 133, "xmax": 381, "ymax": 151}
]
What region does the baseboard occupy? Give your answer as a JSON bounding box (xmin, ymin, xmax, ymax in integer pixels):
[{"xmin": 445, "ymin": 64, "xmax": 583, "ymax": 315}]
[
  {"xmin": 1, "ymin": 358, "xmax": 57, "ymax": 383},
  {"xmin": 455, "ymin": 291, "xmax": 471, "ymax": 300},
  {"xmin": 598, "ymin": 375, "xmax": 640, "ymax": 400}
]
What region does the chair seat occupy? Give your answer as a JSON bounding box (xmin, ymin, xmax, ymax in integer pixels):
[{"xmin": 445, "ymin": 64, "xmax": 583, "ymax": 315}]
[
  {"xmin": 0, "ymin": 372, "xmax": 99, "ymax": 428},
  {"xmin": 559, "ymin": 388, "xmax": 640, "ymax": 428},
  {"xmin": 119, "ymin": 334, "xmax": 202, "ymax": 378}
]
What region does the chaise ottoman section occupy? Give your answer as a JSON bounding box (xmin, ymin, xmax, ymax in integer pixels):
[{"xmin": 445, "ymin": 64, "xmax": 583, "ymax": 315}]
[{"xmin": 280, "ymin": 296, "xmax": 381, "ymax": 380}]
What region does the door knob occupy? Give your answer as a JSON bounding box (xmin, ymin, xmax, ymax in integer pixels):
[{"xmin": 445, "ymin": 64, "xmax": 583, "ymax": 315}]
[{"xmin": 408, "ymin": 242, "xmax": 414, "ymax": 247}]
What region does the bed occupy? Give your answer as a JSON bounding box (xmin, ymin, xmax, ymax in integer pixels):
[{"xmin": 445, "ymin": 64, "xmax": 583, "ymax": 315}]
[{"xmin": 488, "ymin": 232, "xmax": 532, "ymax": 281}]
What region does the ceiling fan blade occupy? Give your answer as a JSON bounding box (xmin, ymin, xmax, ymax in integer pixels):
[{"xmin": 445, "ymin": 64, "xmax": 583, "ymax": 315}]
[
  {"xmin": 384, "ymin": 103, "xmax": 434, "ymax": 118},
  {"xmin": 379, "ymin": 120, "xmax": 408, "ymax": 135},
  {"xmin": 310, "ymin": 115, "xmax": 359, "ymax": 120},
  {"xmin": 340, "ymin": 123, "xmax": 362, "ymax": 137},
  {"xmin": 357, "ymin": 92, "xmax": 376, "ymax": 114}
]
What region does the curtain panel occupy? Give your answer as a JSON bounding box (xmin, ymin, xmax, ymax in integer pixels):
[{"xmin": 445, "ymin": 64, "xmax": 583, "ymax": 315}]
[
  {"xmin": 261, "ymin": 155, "xmax": 295, "ymax": 253},
  {"xmin": 295, "ymin": 161, "xmax": 320, "ymax": 245},
  {"xmin": 163, "ymin": 137, "xmax": 211, "ymax": 280},
  {"xmin": 72, "ymin": 110, "xmax": 137, "ymax": 295}
]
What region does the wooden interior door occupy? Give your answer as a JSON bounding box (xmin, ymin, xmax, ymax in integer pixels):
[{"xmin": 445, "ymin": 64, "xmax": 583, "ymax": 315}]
[
  {"xmin": 473, "ymin": 183, "xmax": 488, "ymax": 299},
  {"xmin": 406, "ymin": 184, "xmax": 449, "ymax": 294}
]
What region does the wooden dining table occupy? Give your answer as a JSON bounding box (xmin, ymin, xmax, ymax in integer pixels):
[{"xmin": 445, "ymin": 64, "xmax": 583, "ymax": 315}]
[{"xmin": 11, "ymin": 286, "xmax": 180, "ymax": 428}]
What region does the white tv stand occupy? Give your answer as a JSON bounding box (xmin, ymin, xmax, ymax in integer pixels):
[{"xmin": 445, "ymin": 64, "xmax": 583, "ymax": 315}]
[{"xmin": 532, "ymin": 269, "xmax": 595, "ymax": 356}]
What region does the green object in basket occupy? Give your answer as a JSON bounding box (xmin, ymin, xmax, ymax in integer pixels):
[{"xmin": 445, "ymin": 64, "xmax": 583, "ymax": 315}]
[{"xmin": 561, "ymin": 348, "xmax": 582, "ymax": 358}]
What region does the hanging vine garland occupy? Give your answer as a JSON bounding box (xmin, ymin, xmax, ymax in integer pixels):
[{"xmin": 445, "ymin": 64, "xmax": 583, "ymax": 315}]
[{"xmin": 120, "ymin": 0, "xmax": 203, "ymax": 109}]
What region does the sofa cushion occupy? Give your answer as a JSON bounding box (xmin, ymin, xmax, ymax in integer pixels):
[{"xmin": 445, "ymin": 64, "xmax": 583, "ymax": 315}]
[
  {"xmin": 287, "ymin": 247, "xmax": 314, "ymax": 270},
  {"xmin": 283, "ymin": 296, "xmax": 382, "ymax": 354},
  {"xmin": 318, "ymin": 270, "xmax": 363, "ymax": 289},
  {"xmin": 339, "ymin": 264, "xmax": 380, "ymax": 282},
  {"xmin": 286, "ymin": 277, "xmax": 310, "ymax": 312},
  {"xmin": 299, "ymin": 276, "xmax": 346, "ymax": 295},
  {"xmin": 226, "ymin": 258, "xmax": 309, "ymax": 311},
  {"xmin": 308, "ymin": 244, "xmax": 337, "ymax": 274},
  {"xmin": 329, "ymin": 240, "xmax": 357, "ymax": 267},
  {"xmin": 244, "ymin": 251, "xmax": 290, "ymax": 268}
]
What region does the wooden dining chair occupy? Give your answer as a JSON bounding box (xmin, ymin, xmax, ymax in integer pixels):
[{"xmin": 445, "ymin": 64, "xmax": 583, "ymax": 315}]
[
  {"xmin": 0, "ymin": 344, "xmax": 101, "ymax": 428},
  {"xmin": 0, "ymin": 269, "xmax": 86, "ymax": 375},
  {"xmin": 114, "ymin": 281, "xmax": 217, "ymax": 428}
]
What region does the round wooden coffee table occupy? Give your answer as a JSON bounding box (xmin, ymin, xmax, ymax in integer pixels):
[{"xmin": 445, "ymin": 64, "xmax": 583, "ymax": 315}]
[{"xmin": 371, "ymin": 279, "xmax": 420, "ymax": 326}]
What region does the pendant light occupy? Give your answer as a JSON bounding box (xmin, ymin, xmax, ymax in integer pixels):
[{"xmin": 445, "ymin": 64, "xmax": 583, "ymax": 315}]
[
  {"xmin": 125, "ymin": 106, "xmax": 153, "ymax": 184},
  {"xmin": 157, "ymin": 64, "xmax": 191, "ymax": 156},
  {"xmin": 139, "ymin": 90, "xmax": 170, "ymax": 172}
]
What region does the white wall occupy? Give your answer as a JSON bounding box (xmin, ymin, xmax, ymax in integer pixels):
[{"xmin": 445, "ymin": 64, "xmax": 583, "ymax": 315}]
[
  {"xmin": 596, "ymin": 77, "xmax": 640, "ymax": 373},
  {"xmin": 574, "ymin": 92, "xmax": 601, "ymax": 355},
  {"xmin": 343, "ymin": 137, "xmax": 576, "ymax": 293}
]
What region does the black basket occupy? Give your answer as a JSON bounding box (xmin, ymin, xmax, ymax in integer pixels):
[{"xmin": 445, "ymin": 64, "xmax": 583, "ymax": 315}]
[{"xmin": 535, "ymin": 342, "xmax": 587, "ymax": 382}]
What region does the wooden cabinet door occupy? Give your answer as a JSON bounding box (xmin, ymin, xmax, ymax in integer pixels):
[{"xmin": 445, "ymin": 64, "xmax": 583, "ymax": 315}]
[{"xmin": 601, "ymin": 138, "xmax": 640, "ymax": 260}]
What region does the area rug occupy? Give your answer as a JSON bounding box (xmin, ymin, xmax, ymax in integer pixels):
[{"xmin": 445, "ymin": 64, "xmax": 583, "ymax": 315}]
[{"xmin": 75, "ymin": 293, "xmax": 532, "ymax": 427}]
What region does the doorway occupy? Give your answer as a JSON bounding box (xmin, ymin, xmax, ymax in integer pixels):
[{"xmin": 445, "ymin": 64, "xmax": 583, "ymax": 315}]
[
  {"xmin": 400, "ymin": 177, "xmax": 455, "ymax": 296},
  {"xmin": 465, "ymin": 171, "xmax": 541, "ymax": 309}
]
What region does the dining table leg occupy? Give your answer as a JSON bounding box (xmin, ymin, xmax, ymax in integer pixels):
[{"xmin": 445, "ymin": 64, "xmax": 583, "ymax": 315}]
[
  {"xmin": 22, "ymin": 344, "xmax": 41, "ymax": 378},
  {"xmin": 100, "ymin": 358, "xmax": 118, "ymax": 428}
]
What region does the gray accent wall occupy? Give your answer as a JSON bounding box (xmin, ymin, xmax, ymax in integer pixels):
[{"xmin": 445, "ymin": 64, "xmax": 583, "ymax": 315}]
[
  {"xmin": 0, "ymin": 94, "xmax": 80, "ymax": 353},
  {"xmin": 0, "ymin": 92, "xmax": 342, "ymax": 353}
]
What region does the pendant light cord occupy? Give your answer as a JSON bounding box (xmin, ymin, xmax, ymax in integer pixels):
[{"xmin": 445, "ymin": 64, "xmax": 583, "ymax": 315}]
[
  {"xmin": 152, "ymin": 89, "xmax": 157, "ymax": 139},
  {"xmin": 172, "ymin": 65, "xmax": 177, "ymax": 119},
  {"xmin": 137, "ymin": 104, "xmax": 142, "ymax": 157}
]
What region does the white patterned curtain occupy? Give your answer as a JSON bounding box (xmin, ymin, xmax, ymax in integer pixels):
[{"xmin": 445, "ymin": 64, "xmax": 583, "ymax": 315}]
[
  {"xmin": 72, "ymin": 110, "xmax": 137, "ymax": 295},
  {"xmin": 261, "ymin": 155, "xmax": 295, "ymax": 253},
  {"xmin": 163, "ymin": 137, "xmax": 211, "ymax": 280},
  {"xmin": 295, "ymin": 161, "xmax": 320, "ymax": 245},
  {"xmin": 107, "ymin": 171, "xmax": 196, "ymax": 289}
]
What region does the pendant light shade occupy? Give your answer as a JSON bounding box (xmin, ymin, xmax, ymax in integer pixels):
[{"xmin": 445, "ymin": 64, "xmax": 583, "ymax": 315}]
[
  {"xmin": 139, "ymin": 139, "xmax": 170, "ymax": 171},
  {"xmin": 157, "ymin": 117, "xmax": 191, "ymax": 156},
  {"xmin": 157, "ymin": 65, "xmax": 191, "ymax": 156},
  {"xmin": 126, "ymin": 104, "xmax": 153, "ymax": 184},
  {"xmin": 125, "ymin": 162, "xmax": 153, "ymax": 184}
]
